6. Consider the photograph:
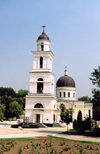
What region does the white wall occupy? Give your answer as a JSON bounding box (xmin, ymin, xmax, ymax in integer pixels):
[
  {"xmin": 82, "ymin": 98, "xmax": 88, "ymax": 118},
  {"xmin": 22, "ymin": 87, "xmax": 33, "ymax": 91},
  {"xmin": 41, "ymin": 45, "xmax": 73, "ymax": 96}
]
[
  {"xmin": 37, "ymin": 40, "xmax": 50, "ymax": 51},
  {"xmin": 29, "ymin": 72, "xmax": 55, "ymax": 95},
  {"xmin": 56, "ymin": 87, "xmax": 76, "ymax": 101},
  {"xmin": 25, "ymin": 96, "xmax": 57, "ymax": 123},
  {"xmin": 32, "ymin": 52, "xmax": 53, "ymax": 71}
]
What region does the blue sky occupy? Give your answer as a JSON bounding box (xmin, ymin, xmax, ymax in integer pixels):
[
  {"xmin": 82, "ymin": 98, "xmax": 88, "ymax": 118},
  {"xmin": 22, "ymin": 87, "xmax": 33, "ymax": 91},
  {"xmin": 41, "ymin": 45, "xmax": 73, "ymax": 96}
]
[{"xmin": 0, "ymin": 0, "xmax": 100, "ymax": 98}]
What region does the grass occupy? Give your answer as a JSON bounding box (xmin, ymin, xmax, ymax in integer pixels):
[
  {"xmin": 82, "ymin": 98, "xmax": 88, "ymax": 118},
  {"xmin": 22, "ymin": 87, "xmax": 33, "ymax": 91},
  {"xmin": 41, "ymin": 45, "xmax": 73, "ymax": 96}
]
[{"xmin": 0, "ymin": 135, "xmax": 100, "ymax": 145}]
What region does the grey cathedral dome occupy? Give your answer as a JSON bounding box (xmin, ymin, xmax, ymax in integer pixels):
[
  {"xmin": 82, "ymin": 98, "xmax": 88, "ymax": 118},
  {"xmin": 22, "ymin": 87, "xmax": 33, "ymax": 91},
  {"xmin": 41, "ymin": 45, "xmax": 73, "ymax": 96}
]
[{"xmin": 56, "ymin": 67, "xmax": 75, "ymax": 88}]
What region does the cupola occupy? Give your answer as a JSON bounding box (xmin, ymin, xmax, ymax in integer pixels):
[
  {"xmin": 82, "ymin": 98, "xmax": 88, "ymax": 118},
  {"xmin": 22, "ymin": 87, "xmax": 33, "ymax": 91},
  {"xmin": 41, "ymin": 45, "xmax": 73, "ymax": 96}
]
[
  {"xmin": 56, "ymin": 66, "xmax": 76, "ymax": 101},
  {"xmin": 37, "ymin": 25, "xmax": 50, "ymax": 51},
  {"xmin": 56, "ymin": 67, "xmax": 75, "ymax": 88}
]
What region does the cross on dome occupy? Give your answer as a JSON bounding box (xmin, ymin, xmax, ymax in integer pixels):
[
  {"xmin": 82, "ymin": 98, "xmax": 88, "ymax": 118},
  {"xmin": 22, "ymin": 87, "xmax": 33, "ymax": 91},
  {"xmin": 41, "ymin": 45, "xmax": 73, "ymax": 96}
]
[
  {"xmin": 42, "ymin": 25, "xmax": 46, "ymax": 33},
  {"xmin": 64, "ymin": 66, "xmax": 67, "ymax": 75}
]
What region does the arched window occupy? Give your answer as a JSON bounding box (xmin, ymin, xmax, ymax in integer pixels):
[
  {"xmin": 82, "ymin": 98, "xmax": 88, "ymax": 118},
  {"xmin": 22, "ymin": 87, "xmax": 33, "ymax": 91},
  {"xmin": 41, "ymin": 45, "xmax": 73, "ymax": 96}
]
[
  {"xmin": 73, "ymin": 93, "xmax": 75, "ymax": 98},
  {"xmin": 41, "ymin": 43, "xmax": 44, "ymax": 51},
  {"xmin": 63, "ymin": 92, "xmax": 66, "ymax": 97},
  {"xmin": 34, "ymin": 103, "xmax": 43, "ymax": 108},
  {"xmin": 59, "ymin": 92, "xmax": 61, "ymax": 97},
  {"xmin": 68, "ymin": 92, "xmax": 70, "ymax": 97},
  {"xmin": 37, "ymin": 78, "xmax": 43, "ymax": 94},
  {"xmin": 40, "ymin": 57, "xmax": 43, "ymax": 68}
]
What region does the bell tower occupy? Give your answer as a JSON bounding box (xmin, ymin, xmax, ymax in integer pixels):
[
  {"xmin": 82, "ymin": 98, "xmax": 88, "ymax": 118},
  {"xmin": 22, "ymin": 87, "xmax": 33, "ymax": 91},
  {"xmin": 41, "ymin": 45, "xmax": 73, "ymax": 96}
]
[
  {"xmin": 25, "ymin": 26, "xmax": 58, "ymax": 124},
  {"xmin": 30, "ymin": 26, "xmax": 54, "ymax": 95}
]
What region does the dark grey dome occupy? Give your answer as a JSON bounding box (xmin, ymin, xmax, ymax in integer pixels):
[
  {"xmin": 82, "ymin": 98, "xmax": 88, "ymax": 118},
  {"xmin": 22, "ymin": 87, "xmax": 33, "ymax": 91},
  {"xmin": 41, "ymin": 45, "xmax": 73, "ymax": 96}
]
[
  {"xmin": 56, "ymin": 75, "xmax": 75, "ymax": 88},
  {"xmin": 37, "ymin": 32, "xmax": 50, "ymax": 41}
]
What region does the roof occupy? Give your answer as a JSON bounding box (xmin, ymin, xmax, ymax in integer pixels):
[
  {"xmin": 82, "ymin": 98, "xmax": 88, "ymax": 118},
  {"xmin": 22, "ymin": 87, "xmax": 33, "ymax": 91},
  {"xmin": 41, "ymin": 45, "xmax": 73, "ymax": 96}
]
[
  {"xmin": 37, "ymin": 31, "xmax": 50, "ymax": 41},
  {"xmin": 56, "ymin": 75, "xmax": 75, "ymax": 88}
]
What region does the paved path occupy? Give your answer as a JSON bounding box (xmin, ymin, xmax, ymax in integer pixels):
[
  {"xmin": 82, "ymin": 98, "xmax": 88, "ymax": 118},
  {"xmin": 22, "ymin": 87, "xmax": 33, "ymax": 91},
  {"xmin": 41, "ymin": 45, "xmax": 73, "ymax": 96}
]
[{"xmin": 0, "ymin": 125, "xmax": 99, "ymax": 143}]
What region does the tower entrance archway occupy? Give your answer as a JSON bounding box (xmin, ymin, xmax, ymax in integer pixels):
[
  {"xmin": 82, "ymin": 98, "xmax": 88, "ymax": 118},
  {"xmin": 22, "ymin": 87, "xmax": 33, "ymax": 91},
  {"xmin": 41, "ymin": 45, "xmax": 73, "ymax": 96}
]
[{"xmin": 36, "ymin": 114, "xmax": 40, "ymax": 123}]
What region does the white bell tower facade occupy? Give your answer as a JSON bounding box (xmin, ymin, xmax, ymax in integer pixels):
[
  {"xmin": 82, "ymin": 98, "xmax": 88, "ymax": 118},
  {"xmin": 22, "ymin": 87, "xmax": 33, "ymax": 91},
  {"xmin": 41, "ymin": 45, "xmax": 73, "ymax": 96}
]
[{"xmin": 25, "ymin": 26, "xmax": 59, "ymax": 124}]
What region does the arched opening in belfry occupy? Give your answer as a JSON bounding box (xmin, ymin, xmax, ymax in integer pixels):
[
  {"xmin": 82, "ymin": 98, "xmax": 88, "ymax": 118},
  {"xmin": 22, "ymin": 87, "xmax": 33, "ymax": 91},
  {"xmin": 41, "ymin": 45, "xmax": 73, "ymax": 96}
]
[
  {"xmin": 40, "ymin": 57, "xmax": 43, "ymax": 68},
  {"xmin": 34, "ymin": 103, "xmax": 43, "ymax": 108},
  {"xmin": 41, "ymin": 43, "xmax": 44, "ymax": 51},
  {"xmin": 37, "ymin": 78, "xmax": 43, "ymax": 93}
]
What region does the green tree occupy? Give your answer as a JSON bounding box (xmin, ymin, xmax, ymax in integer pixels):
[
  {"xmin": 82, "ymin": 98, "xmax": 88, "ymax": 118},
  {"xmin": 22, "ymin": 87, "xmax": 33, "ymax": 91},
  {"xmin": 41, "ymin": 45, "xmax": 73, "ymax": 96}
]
[
  {"xmin": 60, "ymin": 103, "xmax": 66, "ymax": 122},
  {"xmin": 0, "ymin": 87, "xmax": 16, "ymax": 97},
  {"xmin": 78, "ymin": 96, "xmax": 91, "ymax": 103},
  {"xmin": 92, "ymin": 89, "xmax": 100, "ymax": 120},
  {"xmin": 77, "ymin": 110, "xmax": 82, "ymax": 129},
  {"xmin": 0, "ymin": 95, "xmax": 14, "ymax": 118},
  {"xmin": 0, "ymin": 87, "xmax": 28, "ymax": 119},
  {"xmin": 60, "ymin": 104, "xmax": 72, "ymax": 130},
  {"xmin": 17, "ymin": 97, "xmax": 25, "ymax": 109},
  {"xmin": 65, "ymin": 109, "xmax": 72, "ymax": 131},
  {"xmin": 90, "ymin": 66, "xmax": 100, "ymax": 120},
  {"xmin": 82, "ymin": 117, "xmax": 92, "ymax": 130},
  {"xmin": 16, "ymin": 89, "xmax": 28, "ymax": 110},
  {"xmin": 8, "ymin": 101, "xmax": 23, "ymax": 118},
  {"xmin": 0, "ymin": 104, "xmax": 5, "ymax": 120},
  {"xmin": 90, "ymin": 66, "xmax": 100, "ymax": 88},
  {"xmin": 17, "ymin": 89, "xmax": 28, "ymax": 98}
]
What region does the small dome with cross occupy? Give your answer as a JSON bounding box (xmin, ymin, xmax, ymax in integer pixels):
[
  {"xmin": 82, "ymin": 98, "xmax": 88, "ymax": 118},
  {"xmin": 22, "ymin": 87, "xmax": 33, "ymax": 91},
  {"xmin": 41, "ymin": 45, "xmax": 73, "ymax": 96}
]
[
  {"xmin": 56, "ymin": 67, "xmax": 75, "ymax": 88},
  {"xmin": 37, "ymin": 25, "xmax": 50, "ymax": 41}
]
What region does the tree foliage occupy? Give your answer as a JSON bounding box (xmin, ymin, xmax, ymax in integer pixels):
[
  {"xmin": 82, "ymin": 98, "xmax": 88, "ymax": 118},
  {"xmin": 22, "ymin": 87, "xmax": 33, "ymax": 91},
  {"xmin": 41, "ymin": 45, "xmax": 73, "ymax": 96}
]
[
  {"xmin": 8, "ymin": 101, "xmax": 23, "ymax": 118},
  {"xmin": 60, "ymin": 103, "xmax": 72, "ymax": 130},
  {"xmin": 77, "ymin": 110, "xmax": 82, "ymax": 129},
  {"xmin": 92, "ymin": 89, "xmax": 100, "ymax": 120},
  {"xmin": 0, "ymin": 87, "xmax": 28, "ymax": 119},
  {"xmin": 90, "ymin": 66, "xmax": 100, "ymax": 120},
  {"xmin": 60, "ymin": 104, "xmax": 66, "ymax": 122},
  {"xmin": 0, "ymin": 87, "xmax": 16, "ymax": 97},
  {"xmin": 78, "ymin": 96, "xmax": 91, "ymax": 103},
  {"xmin": 17, "ymin": 89, "xmax": 28, "ymax": 98},
  {"xmin": 90, "ymin": 66, "xmax": 100, "ymax": 88},
  {"xmin": 0, "ymin": 104, "xmax": 5, "ymax": 120}
]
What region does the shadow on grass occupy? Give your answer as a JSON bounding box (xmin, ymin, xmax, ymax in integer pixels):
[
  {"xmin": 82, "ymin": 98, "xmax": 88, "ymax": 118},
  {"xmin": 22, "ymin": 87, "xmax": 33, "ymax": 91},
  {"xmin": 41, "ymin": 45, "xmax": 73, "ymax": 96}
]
[{"xmin": 62, "ymin": 129, "xmax": 100, "ymax": 138}]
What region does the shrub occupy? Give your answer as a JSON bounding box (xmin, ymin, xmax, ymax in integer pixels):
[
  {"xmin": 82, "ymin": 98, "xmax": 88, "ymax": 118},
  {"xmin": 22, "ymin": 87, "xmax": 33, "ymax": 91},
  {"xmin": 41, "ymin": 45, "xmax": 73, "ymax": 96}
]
[
  {"xmin": 77, "ymin": 110, "xmax": 82, "ymax": 129},
  {"xmin": 82, "ymin": 117, "xmax": 92, "ymax": 130},
  {"xmin": 93, "ymin": 127, "xmax": 100, "ymax": 137},
  {"xmin": 77, "ymin": 128, "xmax": 84, "ymax": 135},
  {"xmin": 18, "ymin": 147, "xmax": 22, "ymax": 154},
  {"xmin": 73, "ymin": 120, "xmax": 77, "ymax": 130}
]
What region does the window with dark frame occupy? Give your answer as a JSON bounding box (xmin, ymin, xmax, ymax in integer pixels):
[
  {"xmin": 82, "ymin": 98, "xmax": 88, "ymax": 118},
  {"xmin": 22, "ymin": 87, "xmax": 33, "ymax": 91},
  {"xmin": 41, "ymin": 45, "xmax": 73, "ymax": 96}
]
[
  {"xmin": 68, "ymin": 92, "xmax": 70, "ymax": 97},
  {"xmin": 40, "ymin": 57, "xmax": 43, "ymax": 68},
  {"xmin": 64, "ymin": 92, "xmax": 66, "ymax": 97},
  {"xmin": 41, "ymin": 44, "xmax": 44, "ymax": 51},
  {"xmin": 59, "ymin": 92, "xmax": 61, "ymax": 97}
]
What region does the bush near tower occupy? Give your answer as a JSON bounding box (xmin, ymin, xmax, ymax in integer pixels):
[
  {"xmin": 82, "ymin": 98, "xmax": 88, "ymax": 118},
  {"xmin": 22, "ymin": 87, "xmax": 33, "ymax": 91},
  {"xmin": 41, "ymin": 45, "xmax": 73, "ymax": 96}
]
[{"xmin": 0, "ymin": 87, "xmax": 28, "ymax": 120}]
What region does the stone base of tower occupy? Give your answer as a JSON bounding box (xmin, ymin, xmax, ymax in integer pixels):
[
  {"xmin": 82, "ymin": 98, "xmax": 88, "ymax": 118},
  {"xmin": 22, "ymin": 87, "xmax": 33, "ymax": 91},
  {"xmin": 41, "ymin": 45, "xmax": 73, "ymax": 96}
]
[{"xmin": 25, "ymin": 94, "xmax": 60, "ymax": 124}]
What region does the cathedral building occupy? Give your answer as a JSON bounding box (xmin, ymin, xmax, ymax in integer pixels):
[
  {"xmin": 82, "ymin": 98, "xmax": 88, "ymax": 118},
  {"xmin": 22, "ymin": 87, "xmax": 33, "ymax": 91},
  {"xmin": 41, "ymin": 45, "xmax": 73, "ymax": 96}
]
[
  {"xmin": 56, "ymin": 68, "xmax": 92, "ymax": 121},
  {"xmin": 25, "ymin": 27, "xmax": 92, "ymax": 124}
]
